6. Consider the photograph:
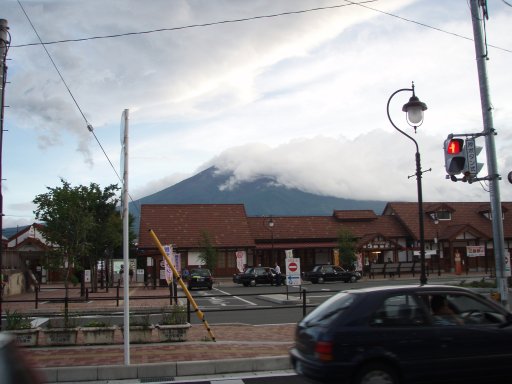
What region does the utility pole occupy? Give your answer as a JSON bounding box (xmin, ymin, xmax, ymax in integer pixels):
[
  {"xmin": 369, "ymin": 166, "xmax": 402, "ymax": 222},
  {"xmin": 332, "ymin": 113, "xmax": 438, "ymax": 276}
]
[
  {"xmin": 469, "ymin": 1, "xmax": 509, "ymax": 308},
  {"xmin": 0, "ymin": 19, "xmax": 9, "ymax": 331}
]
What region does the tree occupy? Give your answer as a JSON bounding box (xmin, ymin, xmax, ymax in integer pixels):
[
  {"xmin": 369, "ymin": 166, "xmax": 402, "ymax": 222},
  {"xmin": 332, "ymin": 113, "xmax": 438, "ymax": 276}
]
[
  {"xmin": 337, "ymin": 229, "xmax": 357, "ymax": 270},
  {"xmin": 33, "ymin": 179, "xmax": 121, "ymax": 319},
  {"xmin": 197, "ymin": 230, "xmax": 218, "ymax": 272}
]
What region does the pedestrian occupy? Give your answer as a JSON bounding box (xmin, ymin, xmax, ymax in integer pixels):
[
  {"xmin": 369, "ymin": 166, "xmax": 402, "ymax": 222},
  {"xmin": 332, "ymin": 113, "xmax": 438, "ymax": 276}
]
[
  {"xmin": 274, "ymin": 262, "xmax": 282, "ymax": 286},
  {"xmin": 119, "ymin": 265, "xmax": 124, "ymax": 285},
  {"xmin": 129, "ymin": 267, "xmax": 134, "ymax": 283}
]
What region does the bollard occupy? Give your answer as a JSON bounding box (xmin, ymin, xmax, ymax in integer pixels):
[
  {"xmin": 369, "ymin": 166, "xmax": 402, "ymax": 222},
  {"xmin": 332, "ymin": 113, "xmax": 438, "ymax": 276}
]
[
  {"xmin": 85, "ymin": 288, "xmax": 89, "ymax": 302},
  {"xmin": 116, "ymin": 285, "xmax": 120, "ymax": 307},
  {"xmin": 35, "ymin": 287, "xmax": 39, "ymax": 309}
]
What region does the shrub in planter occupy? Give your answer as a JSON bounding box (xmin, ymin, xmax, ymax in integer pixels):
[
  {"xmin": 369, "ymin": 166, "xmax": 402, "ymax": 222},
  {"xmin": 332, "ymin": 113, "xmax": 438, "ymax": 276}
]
[
  {"xmin": 122, "ymin": 314, "xmax": 154, "ymax": 344},
  {"xmin": 42, "ymin": 316, "xmax": 79, "ymax": 346},
  {"xmin": 156, "ymin": 305, "xmax": 191, "ymax": 342},
  {"xmin": 80, "ymin": 320, "xmax": 117, "ymax": 345},
  {"xmin": 4, "ymin": 310, "xmax": 39, "ymax": 347}
]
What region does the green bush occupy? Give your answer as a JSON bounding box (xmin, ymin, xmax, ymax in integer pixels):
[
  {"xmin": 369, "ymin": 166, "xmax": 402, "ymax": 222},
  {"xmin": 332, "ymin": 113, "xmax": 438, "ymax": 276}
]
[
  {"xmin": 161, "ymin": 305, "xmax": 187, "ymax": 325},
  {"xmin": 5, "ymin": 310, "xmax": 33, "ymax": 330}
]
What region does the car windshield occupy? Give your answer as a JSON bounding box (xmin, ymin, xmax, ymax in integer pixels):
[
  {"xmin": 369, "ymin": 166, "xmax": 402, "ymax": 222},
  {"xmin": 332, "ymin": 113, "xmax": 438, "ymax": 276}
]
[
  {"xmin": 191, "ymin": 269, "xmax": 210, "ymax": 277},
  {"xmin": 312, "ymin": 266, "xmax": 323, "ymax": 272},
  {"xmin": 245, "ymin": 268, "xmax": 255, "ymax": 274},
  {"xmin": 302, "ymin": 292, "xmax": 355, "ymax": 327}
]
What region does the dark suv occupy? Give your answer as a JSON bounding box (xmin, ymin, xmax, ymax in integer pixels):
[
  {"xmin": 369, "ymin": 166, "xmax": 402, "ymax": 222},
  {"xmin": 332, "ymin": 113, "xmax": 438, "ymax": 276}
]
[{"xmin": 233, "ymin": 266, "xmax": 277, "ymax": 286}]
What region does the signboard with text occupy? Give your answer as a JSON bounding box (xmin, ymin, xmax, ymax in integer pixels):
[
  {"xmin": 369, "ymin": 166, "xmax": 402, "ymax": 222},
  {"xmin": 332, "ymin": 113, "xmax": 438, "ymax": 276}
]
[{"xmin": 285, "ymin": 258, "xmax": 301, "ymax": 286}]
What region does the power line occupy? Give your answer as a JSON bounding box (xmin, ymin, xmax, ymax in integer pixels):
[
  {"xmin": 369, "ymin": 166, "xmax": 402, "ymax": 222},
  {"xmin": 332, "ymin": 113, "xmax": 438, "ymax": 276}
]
[
  {"xmin": 10, "ymin": 1, "xmax": 512, "ymax": 53},
  {"xmin": 17, "ymin": 0, "xmax": 123, "ymax": 186},
  {"xmin": 11, "ymin": 1, "xmax": 378, "ymax": 47}
]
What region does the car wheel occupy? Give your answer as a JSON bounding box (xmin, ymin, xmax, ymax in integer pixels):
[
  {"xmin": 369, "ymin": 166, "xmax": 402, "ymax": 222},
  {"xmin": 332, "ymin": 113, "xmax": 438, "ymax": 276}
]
[
  {"xmin": 243, "ymin": 282, "xmax": 249, "ymax": 287},
  {"xmin": 353, "ymin": 363, "xmax": 399, "ymax": 384},
  {"xmin": 250, "ymin": 279, "xmax": 256, "ymax": 287},
  {"xmin": 317, "ymin": 277, "xmax": 324, "ymax": 284},
  {"xmin": 350, "ymin": 275, "xmax": 357, "ymax": 283}
]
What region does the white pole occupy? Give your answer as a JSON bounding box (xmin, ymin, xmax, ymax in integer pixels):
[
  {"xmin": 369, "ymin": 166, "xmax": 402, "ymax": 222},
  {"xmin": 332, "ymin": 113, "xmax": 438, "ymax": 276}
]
[{"xmin": 122, "ymin": 109, "xmax": 130, "ymax": 364}]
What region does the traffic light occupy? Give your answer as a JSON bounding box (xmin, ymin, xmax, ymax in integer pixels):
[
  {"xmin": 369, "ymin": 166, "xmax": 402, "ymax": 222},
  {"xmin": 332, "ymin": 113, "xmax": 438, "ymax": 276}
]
[{"xmin": 444, "ymin": 138, "xmax": 466, "ymax": 176}]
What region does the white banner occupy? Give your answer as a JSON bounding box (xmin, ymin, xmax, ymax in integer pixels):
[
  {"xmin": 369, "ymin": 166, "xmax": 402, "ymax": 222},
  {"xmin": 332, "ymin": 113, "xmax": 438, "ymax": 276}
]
[
  {"xmin": 163, "ymin": 245, "xmax": 173, "ymax": 284},
  {"xmin": 466, "ymin": 245, "xmax": 485, "ymax": 257},
  {"xmin": 285, "ymin": 249, "xmax": 294, "ymax": 258},
  {"xmin": 236, "ymin": 251, "xmax": 246, "ymax": 272}
]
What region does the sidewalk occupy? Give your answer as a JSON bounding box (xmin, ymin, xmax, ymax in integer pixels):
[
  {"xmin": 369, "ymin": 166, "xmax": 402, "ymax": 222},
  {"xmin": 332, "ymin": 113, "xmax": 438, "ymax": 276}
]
[{"xmin": 2, "ymin": 280, "xmax": 297, "ymax": 383}]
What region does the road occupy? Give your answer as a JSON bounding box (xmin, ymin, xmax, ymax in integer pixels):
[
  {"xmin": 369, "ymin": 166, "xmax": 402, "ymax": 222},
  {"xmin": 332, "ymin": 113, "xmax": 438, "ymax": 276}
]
[{"xmin": 186, "ymin": 274, "xmax": 480, "ymax": 325}]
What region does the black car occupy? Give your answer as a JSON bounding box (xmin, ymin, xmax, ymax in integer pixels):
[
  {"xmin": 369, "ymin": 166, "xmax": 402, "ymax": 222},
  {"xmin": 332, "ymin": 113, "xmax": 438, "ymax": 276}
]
[
  {"xmin": 303, "ymin": 264, "xmax": 360, "ymax": 284},
  {"xmin": 187, "ymin": 268, "xmax": 213, "ymax": 290},
  {"xmin": 233, "ymin": 266, "xmax": 277, "ymax": 286},
  {"xmin": 290, "ymin": 285, "xmax": 512, "ymax": 384}
]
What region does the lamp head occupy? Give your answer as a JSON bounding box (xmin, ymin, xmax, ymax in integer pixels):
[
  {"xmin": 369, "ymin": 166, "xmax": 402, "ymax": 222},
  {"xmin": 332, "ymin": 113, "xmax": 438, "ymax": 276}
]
[{"xmin": 402, "ymin": 82, "xmax": 427, "ymax": 129}]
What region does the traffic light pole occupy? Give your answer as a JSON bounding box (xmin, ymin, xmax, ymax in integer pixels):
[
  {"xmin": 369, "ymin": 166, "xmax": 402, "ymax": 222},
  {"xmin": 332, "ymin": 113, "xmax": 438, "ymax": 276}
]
[{"xmin": 470, "ymin": 0, "xmax": 509, "ymax": 308}]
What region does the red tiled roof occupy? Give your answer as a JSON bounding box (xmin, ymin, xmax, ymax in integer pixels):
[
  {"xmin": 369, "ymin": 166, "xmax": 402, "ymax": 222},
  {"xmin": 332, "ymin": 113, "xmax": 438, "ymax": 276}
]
[
  {"xmin": 333, "ymin": 210, "xmax": 377, "ymax": 221},
  {"xmin": 384, "ymin": 201, "xmax": 512, "ymax": 241},
  {"xmin": 138, "ymin": 204, "xmax": 255, "ymax": 249}
]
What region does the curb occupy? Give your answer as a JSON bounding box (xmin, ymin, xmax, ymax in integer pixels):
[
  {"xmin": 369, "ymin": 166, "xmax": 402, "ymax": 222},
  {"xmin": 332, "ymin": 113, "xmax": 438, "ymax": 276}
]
[{"xmin": 40, "ymin": 355, "xmax": 292, "ymax": 383}]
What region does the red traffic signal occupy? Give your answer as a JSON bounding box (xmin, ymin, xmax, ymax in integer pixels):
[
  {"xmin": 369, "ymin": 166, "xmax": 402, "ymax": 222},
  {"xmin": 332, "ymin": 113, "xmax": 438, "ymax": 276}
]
[{"xmin": 446, "ymin": 139, "xmax": 464, "ymax": 155}]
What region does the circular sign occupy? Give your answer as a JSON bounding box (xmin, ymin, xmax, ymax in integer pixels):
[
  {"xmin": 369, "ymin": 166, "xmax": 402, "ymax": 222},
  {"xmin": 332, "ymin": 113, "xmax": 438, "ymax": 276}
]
[
  {"xmin": 160, "ymin": 260, "xmax": 165, "ymax": 268},
  {"xmin": 508, "ymin": 171, "xmax": 512, "ymax": 184},
  {"xmin": 288, "ymin": 262, "xmax": 298, "ymax": 272}
]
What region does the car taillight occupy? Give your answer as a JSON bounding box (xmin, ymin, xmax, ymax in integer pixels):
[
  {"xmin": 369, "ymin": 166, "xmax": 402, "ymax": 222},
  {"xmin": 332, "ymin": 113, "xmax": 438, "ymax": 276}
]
[{"xmin": 314, "ymin": 341, "xmax": 333, "ymax": 361}]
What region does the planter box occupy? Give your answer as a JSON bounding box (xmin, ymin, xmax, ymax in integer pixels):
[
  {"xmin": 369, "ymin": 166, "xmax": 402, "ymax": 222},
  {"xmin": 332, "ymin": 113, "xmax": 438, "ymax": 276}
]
[
  {"xmin": 8, "ymin": 328, "xmax": 39, "ymax": 347},
  {"xmin": 80, "ymin": 326, "xmax": 117, "ymax": 345},
  {"xmin": 42, "ymin": 328, "xmax": 78, "ymax": 346},
  {"xmin": 156, "ymin": 323, "xmax": 191, "ymax": 342},
  {"xmin": 122, "ymin": 325, "xmax": 154, "ymax": 344}
]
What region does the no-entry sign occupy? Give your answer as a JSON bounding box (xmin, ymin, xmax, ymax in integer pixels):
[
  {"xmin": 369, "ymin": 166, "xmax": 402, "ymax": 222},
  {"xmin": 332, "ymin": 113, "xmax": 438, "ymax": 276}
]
[{"xmin": 285, "ymin": 258, "xmax": 301, "ymax": 286}]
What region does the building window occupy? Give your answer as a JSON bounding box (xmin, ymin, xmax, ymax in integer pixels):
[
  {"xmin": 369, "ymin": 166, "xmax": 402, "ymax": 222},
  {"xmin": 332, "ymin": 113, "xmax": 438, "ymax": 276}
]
[{"xmin": 436, "ymin": 210, "xmax": 451, "ymax": 221}]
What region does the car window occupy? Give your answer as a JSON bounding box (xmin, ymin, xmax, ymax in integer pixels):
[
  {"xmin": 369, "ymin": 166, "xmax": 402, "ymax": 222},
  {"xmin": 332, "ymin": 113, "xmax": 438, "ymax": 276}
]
[
  {"xmin": 420, "ymin": 292, "xmax": 507, "ymax": 326},
  {"xmin": 302, "ymin": 292, "xmax": 355, "ymax": 326},
  {"xmin": 324, "ymin": 266, "xmax": 334, "ymax": 273},
  {"xmin": 312, "ymin": 266, "xmax": 322, "ymax": 272},
  {"xmin": 334, "ymin": 266, "xmax": 344, "ymax": 273},
  {"xmin": 245, "ymin": 268, "xmax": 255, "ymax": 274},
  {"xmin": 370, "ymin": 294, "xmax": 427, "ymax": 326}
]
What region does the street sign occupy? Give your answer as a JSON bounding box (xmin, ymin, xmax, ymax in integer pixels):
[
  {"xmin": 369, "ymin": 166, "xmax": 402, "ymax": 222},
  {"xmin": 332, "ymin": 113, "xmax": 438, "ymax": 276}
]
[{"xmin": 285, "ymin": 258, "xmax": 301, "ymax": 286}]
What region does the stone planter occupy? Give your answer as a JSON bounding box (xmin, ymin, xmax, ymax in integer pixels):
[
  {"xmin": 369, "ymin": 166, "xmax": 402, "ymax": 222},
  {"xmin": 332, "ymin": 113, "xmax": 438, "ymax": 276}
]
[
  {"xmin": 156, "ymin": 323, "xmax": 191, "ymax": 342},
  {"xmin": 122, "ymin": 325, "xmax": 154, "ymax": 344},
  {"xmin": 8, "ymin": 328, "xmax": 40, "ymax": 347},
  {"xmin": 80, "ymin": 326, "xmax": 117, "ymax": 345},
  {"xmin": 42, "ymin": 328, "xmax": 79, "ymax": 346}
]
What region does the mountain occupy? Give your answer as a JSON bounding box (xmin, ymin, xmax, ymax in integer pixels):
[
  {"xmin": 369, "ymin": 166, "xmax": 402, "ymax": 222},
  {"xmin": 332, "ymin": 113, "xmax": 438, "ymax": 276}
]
[{"xmin": 130, "ymin": 167, "xmax": 386, "ymax": 232}]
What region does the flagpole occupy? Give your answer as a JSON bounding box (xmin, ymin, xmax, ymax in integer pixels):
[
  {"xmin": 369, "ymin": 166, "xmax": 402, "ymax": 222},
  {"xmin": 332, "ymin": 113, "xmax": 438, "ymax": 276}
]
[{"xmin": 122, "ymin": 109, "xmax": 130, "ymax": 365}]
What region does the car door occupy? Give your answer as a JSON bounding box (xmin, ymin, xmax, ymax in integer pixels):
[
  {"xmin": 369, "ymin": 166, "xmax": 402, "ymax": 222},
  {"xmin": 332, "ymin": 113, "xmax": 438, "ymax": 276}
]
[
  {"xmin": 420, "ymin": 292, "xmax": 512, "ymax": 382},
  {"xmin": 322, "ymin": 265, "xmax": 335, "ymax": 281},
  {"xmin": 365, "ymin": 293, "xmax": 445, "ymax": 383}
]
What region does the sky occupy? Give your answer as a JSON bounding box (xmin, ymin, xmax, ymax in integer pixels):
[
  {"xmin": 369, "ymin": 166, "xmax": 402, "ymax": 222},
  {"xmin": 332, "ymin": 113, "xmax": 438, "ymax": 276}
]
[{"xmin": 1, "ymin": 0, "xmax": 512, "ymax": 229}]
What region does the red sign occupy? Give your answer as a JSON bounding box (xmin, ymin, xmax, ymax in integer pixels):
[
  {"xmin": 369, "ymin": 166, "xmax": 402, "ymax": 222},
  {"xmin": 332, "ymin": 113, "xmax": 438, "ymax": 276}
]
[
  {"xmin": 288, "ymin": 262, "xmax": 298, "ymax": 272},
  {"xmin": 447, "ymin": 139, "xmax": 463, "ymax": 154}
]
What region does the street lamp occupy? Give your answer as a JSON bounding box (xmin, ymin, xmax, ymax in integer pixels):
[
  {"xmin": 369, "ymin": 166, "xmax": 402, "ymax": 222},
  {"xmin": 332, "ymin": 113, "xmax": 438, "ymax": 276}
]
[
  {"xmin": 265, "ymin": 216, "xmax": 275, "ymax": 266},
  {"xmin": 387, "ymin": 82, "xmax": 428, "ymax": 285}
]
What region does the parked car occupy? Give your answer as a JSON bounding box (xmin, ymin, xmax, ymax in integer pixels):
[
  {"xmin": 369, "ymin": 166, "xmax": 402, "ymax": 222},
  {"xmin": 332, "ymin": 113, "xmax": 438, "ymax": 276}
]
[
  {"xmin": 302, "ymin": 264, "xmax": 360, "ymax": 284},
  {"xmin": 232, "ymin": 266, "xmax": 277, "ymax": 286},
  {"xmin": 290, "ymin": 285, "xmax": 512, "ymax": 384},
  {"xmin": 187, "ymin": 268, "xmax": 213, "ymax": 290}
]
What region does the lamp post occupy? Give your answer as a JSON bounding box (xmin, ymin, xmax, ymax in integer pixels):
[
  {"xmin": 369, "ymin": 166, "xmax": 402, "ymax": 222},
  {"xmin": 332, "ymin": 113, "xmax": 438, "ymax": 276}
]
[
  {"xmin": 387, "ymin": 82, "xmax": 428, "ymax": 285},
  {"xmin": 265, "ymin": 216, "xmax": 275, "ymax": 265}
]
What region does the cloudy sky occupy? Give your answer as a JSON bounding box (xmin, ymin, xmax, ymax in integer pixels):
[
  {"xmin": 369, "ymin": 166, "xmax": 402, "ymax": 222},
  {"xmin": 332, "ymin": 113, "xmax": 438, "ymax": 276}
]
[{"xmin": 2, "ymin": 0, "xmax": 512, "ymax": 229}]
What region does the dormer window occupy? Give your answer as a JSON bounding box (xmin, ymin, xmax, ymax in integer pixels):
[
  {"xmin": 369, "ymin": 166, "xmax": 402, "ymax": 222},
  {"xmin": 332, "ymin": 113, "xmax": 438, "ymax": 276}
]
[{"xmin": 435, "ymin": 210, "xmax": 451, "ymax": 221}]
